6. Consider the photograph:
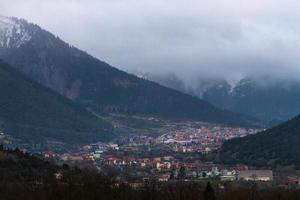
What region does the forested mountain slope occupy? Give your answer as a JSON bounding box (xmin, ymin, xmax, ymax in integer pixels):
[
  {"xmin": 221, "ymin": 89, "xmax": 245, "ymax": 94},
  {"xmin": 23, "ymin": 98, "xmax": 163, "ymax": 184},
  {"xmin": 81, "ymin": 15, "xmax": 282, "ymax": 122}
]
[
  {"xmin": 0, "ymin": 60, "xmax": 113, "ymax": 144},
  {"xmin": 0, "ymin": 16, "xmax": 257, "ymax": 127},
  {"xmin": 220, "ymin": 114, "xmax": 300, "ymax": 168}
]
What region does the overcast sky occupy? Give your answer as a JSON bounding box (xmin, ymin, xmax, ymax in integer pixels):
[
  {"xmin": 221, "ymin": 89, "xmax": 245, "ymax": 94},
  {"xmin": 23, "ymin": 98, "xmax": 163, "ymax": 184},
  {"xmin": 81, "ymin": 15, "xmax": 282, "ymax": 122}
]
[{"xmin": 2, "ymin": 0, "xmax": 300, "ymax": 84}]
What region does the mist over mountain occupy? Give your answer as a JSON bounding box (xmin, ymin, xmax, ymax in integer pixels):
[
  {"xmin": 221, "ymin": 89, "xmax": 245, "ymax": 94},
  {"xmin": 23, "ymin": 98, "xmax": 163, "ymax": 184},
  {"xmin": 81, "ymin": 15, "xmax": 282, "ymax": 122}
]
[
  {"xmin": 3, "ymin": 1, "xmax": 300, "ymax": 197},
  {"xmin": 3, "ymin": 1, "xmax": 300, "ymax": 124},
  {"xmin": 137, "ymin": 71, "xmax": 300, "ymax": 126},
  {"xmin": 2, "ymin": 0, "xmax": 300, "ymax": 86},
  {"xmin": 0, "ymin": 16, "xmax": 257, "ymax": 127}
]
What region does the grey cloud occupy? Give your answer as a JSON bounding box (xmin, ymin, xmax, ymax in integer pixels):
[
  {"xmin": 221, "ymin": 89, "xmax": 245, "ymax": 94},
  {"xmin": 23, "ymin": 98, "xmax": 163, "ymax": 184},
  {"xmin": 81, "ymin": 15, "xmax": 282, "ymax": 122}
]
[{"xmin": 1, "ymin": 0, "xmax": 300, "ymax": 85}]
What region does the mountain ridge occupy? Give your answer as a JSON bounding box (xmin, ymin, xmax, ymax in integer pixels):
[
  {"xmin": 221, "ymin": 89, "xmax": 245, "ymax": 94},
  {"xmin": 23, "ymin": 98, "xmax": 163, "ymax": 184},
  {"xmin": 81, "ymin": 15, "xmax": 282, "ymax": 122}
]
[
  {"xmin": 0, "ymin": 16, "xmax": 258, "ymax": 127},
  {"xmin": 143, "ymin": 72, "xmax": 300, "ymax": 126}
]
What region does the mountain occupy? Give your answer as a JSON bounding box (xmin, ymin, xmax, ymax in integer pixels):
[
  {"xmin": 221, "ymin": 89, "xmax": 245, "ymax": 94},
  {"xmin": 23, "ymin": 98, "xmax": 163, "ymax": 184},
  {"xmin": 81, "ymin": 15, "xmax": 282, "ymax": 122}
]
[
  {"xmin": 219, "ymin": 114, "xmax": 300, "ymax": 168},
  {"xmin": 0, "ymin": 60, "xmax": 113, "ymax": 145},
  {"xmin": 146, "ymin": 72, "xmax": 300, "ymax": 126},
  {"xmin": 0, "ymin": 16, "xmax": 257, "ymax": 127},
  {"xmin": 202, "ymin": 78, "xmax": 300, "ymax": 126}
]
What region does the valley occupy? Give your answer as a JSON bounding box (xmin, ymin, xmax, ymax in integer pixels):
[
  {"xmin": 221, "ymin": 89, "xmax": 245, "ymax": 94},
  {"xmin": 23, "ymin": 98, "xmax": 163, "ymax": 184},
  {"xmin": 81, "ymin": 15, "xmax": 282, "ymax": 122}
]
[
  {"xmin": 1, "ymin": 115, "xmax": 259, "ymax": 182},
  {"xmin": 0, "ymin": 8, "xmax": 300, "ymax": 199}
]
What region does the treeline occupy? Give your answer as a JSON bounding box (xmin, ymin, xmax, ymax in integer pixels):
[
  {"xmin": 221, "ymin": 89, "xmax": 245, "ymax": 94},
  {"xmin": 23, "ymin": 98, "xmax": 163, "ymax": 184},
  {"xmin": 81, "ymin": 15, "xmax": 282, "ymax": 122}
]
[
  {"xmin": 219, "ymin": 114, "xmax": 300, "ymax": 168},
  {"xmin": 1, "ymin": 148, "xmax": 300, "ymax": 200},
  {"xmin": 0, "ymin": 146, "xmax": 58, "ymax": 182},
  {"xmin": 2, "ymin": 175, "xmax": 300, "ymax": 200}
]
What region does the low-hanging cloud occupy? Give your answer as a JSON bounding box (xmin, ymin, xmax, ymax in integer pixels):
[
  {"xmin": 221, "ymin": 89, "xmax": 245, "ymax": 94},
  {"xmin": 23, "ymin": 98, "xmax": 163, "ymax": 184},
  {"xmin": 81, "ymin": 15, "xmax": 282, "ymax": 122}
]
[{"xmin": 2, "ymin": 0, "xmax": 300, "ymax": 84}]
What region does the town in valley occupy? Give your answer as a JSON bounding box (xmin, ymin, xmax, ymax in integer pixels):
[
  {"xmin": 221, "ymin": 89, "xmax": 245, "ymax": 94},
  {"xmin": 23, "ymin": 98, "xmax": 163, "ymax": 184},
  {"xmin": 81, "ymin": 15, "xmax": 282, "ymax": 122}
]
[{"xmin": 2, "ymin": 119, "xmax": 282, "ymax": 185}]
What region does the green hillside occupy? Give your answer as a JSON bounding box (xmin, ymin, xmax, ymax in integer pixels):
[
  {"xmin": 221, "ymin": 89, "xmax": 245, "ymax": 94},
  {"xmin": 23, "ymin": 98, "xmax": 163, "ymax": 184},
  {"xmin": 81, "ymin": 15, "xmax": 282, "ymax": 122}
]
[
  {"xmin": 0, "ymin": 60, "xmax": 113, "ymax": 144},
  {"xmin": 219, "ymin": 115, "xmax": 300, "ymax": 168}
]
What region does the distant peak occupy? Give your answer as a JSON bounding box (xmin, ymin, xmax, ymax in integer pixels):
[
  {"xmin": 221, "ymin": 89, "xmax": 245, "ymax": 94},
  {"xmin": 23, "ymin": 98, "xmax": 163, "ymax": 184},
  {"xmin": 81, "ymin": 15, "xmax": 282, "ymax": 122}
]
[
  {"xmin": 0, "ymin": 15, "xmax": 15, "ymax": 26},
  {"xmin": 0, "ymin": 15, "xmax": 32, "ymax": 48}
]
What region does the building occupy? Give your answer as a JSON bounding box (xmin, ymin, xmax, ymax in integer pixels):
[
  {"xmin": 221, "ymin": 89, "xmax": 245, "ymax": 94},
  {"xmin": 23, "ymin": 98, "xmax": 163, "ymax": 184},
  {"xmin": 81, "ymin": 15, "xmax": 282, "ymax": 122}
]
[
  {"xmin": 236, "ymin": 170, "xmax": 273, "ymax": 181},
  {"xmin": 220, "ymin": 169, "xmax": 236, "ymax": 181},
  {"xmin": 158, "ymin": 174, "xmax": 170, "ymax": 182},
  {"xmin": 107, "ymin": 143, "xmax": 119, "ymax": 150},
  {"xmin": 220, "ymin": 175, "xmax": 236, "ymax": 181}
]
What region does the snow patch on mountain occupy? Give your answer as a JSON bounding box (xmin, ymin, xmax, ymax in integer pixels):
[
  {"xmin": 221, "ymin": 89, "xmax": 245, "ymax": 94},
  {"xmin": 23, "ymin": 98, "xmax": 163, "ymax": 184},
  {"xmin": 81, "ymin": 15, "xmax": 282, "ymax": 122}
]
[
  {"xmin": 226, "ymin": 78, "xmax": 242, "ymax": 94},
  {"xmin": 0, "ymin": 16, "xmax": 32, "ymax": 48}
]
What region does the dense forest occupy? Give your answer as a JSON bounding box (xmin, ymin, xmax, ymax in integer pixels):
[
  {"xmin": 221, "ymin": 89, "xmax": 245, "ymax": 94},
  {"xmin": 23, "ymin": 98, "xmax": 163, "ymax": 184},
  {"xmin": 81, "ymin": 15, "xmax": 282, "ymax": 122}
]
[
  {"xmin": 0, "ymin": 147, "xmax": 300, "ymax": 200},
  {"xmin": 0, "ymin": 60, "xmax": 113, "ymax": 144},
  {"xmin": 219, "ymin": 114, "xmax": 300, "ymax": 168}
]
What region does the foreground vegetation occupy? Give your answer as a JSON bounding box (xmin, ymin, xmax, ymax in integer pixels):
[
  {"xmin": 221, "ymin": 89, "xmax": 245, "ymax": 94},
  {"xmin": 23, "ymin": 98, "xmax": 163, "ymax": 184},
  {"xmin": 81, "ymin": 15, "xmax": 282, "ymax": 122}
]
[
  {"xmin": 0, "ymin": 147, "xmax": 300, "ymax": 200},
  {"xmin": 2, "ymin": 173, "xmax": 300, "ymax": 200}
]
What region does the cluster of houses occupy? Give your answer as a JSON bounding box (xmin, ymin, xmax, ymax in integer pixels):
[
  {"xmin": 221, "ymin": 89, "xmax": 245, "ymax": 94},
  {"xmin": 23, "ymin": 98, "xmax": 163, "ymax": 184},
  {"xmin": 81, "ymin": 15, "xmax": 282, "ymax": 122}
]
[
  {"xmin": 156, "ymin": 127, "xmax": 258, "ymax": 154},
  {"xmin": 48, "ymin": 143, "xmax": 273, "ymax": 183},
  {"xmin": 36, "ymin": 125, "xmax": 267, "ymax": 183},
  {"xmin": 83, "ymin": 152, "xmax": 273, "ymax": 182},
  {"xmin": 221, "ymin": 169, "xmax": 273, "ymax": 181},
  {"xmin": 40, "ymin": 124, "xmax": 259, "ymax": 163},
  {"xmin": 157, "ymin": 168, "xmax": 274, "ymax": 182}
]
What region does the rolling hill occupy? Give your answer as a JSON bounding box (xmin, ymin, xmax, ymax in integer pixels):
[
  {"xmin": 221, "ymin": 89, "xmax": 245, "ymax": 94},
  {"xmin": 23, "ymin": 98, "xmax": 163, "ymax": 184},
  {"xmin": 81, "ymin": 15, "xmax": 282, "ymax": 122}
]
[{"xmin": 219, "ymin": 114, "xmax": 300, "ymax": 168}]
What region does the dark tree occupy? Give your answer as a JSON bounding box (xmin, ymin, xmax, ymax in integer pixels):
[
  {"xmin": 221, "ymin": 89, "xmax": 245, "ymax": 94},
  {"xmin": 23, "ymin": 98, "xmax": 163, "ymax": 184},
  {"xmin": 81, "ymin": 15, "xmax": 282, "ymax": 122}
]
[
  {"xmin": 203, "ymin": 182, "xmax": 216, "ymax": 200},
  {"xmin": 177, "ymin": 167, "xmax": 186, "ymax": 180}
]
